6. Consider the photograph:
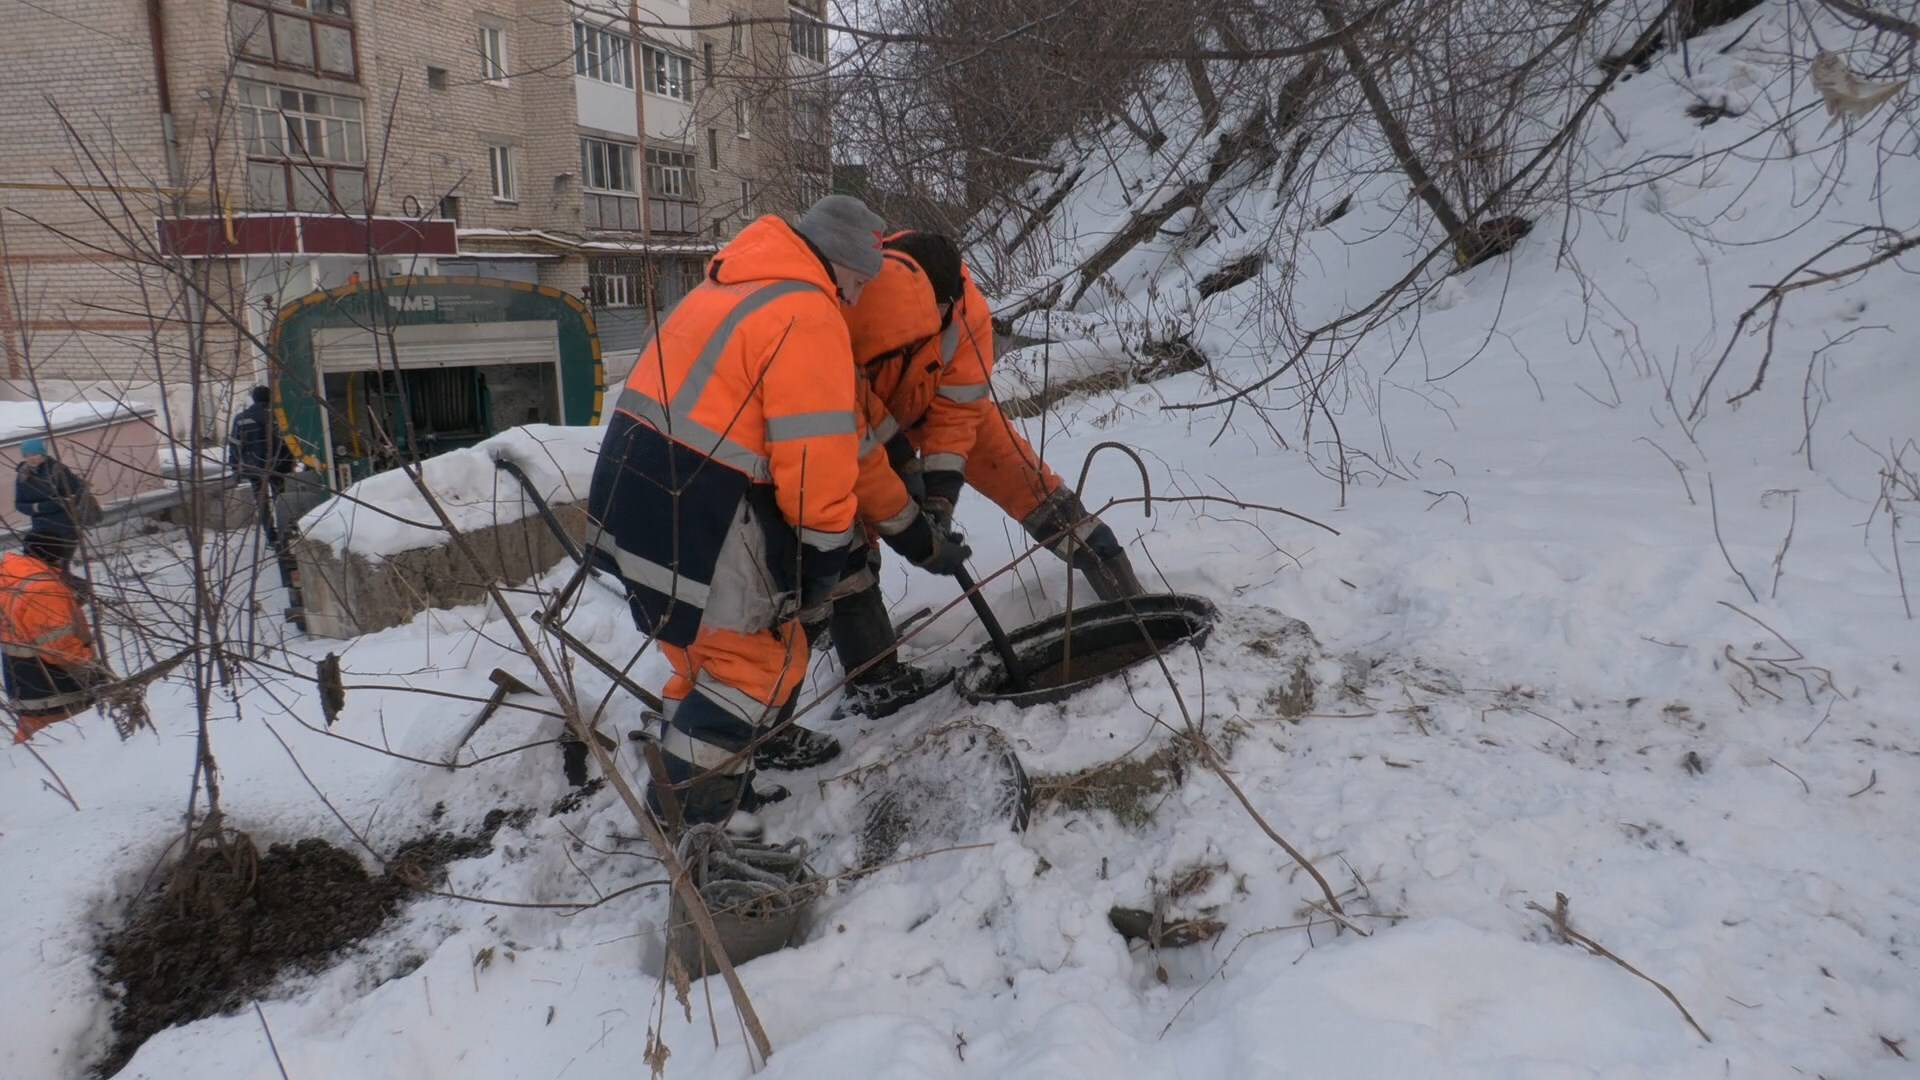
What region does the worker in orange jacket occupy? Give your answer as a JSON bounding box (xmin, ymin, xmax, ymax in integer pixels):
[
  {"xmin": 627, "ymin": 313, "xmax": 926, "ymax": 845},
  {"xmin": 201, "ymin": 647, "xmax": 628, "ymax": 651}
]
[
  {"xmin": 833, "ymin": 232, "xmax": 1146, "ymax": 718},
  {"xmin": 586, "ymin": 196, "xmax": 969, "ymax": 829},
  {"xmin": 3, "ymin": 532, "xmax": 102, "ymax": 742}
]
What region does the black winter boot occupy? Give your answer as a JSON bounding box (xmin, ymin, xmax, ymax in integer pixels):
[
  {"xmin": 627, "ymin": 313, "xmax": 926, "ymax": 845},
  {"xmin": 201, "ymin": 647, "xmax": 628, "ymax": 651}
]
[
  {"xmin": 753, "ymin": 722, "xmax": 844, "ymax": 771},
  {"xmin": 751, "ymin": 693, "xmax": 844, "ymax": 771},
  {"xmin": 832, "ymin": 579, "xmax": 952, "ymax": 719}
]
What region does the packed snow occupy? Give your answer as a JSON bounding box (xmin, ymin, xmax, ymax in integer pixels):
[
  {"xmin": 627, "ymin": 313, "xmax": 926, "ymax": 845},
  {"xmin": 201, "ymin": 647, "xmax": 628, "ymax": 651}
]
[
  {"xmin": 4, "ymin": 6, "xmax": 1918, "ymax": 1079},
  {"xmin": 297, "ymin": 424, "xmax": 604, "ymax": 557},
  {"xmin": 0, "ymin": 399, "xmax": 152, "ymax": 444}
]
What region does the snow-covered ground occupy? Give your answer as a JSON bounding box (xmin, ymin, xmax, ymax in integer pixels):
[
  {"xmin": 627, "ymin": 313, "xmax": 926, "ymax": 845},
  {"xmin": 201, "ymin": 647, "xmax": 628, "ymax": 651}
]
[{"xmin": 5, "ymin": 6, "xmax": 1919, "ymax": 1078}]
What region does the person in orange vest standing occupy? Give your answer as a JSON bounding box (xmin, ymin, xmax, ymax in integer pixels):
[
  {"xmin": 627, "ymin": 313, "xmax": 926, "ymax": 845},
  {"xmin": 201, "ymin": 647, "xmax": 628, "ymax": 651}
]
[
  {"xmin": 2, "ymin": 532, "xmax": 102, "ymax": 743},
  {"xmin": 587, "ymin": 195, "xmax": 970, "ymax": 830},
  {"xmin": 831, "ymin": 231, "xmax": 1147, "ymax": 718}
]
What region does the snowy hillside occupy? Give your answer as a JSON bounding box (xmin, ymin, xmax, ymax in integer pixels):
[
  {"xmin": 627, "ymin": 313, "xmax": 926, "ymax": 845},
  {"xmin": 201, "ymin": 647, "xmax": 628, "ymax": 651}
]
[{"xmin": 4, "ymin": 4, "xmax": 1918, "ymax": 1078}]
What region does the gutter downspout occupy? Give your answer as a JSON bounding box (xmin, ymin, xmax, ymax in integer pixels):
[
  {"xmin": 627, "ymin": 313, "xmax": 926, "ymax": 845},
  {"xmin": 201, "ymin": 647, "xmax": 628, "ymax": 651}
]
[
  {"xmin": 145, "ymin": 0, "xmax": 185, "ymax": 191},
  {"xmin": 627, "ymin": 0, "xmax": 658, "ymax": 316}
]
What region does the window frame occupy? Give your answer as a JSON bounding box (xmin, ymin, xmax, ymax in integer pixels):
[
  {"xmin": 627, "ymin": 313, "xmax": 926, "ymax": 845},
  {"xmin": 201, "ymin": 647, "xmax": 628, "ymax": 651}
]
[
  {"xmin": 645, "ymin": 147, "xmax": 697, "ymax": 201},
  {"xmin": 572, "ymin": 20, "xmax": 634, "ymax": 89},
  {"xmin": 735, "ymin": 97, "xmax": 752, "ymax": 139},
  {"xmin": 579, "ymin": 137, "xmax": 636, "ymax": 195},
  {"xmin": 236, "ymin": 80, "xmax": 369, "ymax": 213},
  {"xmin": 589, "ymin": 257, "xmax": 703, "ymax": 309},
  {"xmin": 788, "ymin": 8, "xmax": 826, "ymax": 65},
  {"xmin": 791, "ymin": 94, "xmax": 829, "ymax": 144},
  {"xmin": 228, "ymin": 0, "xmax": 360, "ymax": 82},
  {"xmin": 487, "ymin": 144, "xmax": 517, "ymax": 203},
  {"xmin": 796, "ymin": 172, "xmax": 829, "ymax": 210},
  {"xmin": 641, "ymin": 44, "xmax": 694, "ymax": 102},
  {"xmin": 580, "ymin": 136, "xmax": 640, "ymax": 231},
  {"xmin": 478, "ymin": 23, "xmax": 508, "ymax": 85}
]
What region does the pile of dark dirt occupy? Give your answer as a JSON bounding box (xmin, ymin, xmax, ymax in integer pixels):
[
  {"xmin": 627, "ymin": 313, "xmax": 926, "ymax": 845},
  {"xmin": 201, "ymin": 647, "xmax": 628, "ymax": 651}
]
[{"xmin": 94, "ymin": 808, "xmax": 525, "ymax": 1077}]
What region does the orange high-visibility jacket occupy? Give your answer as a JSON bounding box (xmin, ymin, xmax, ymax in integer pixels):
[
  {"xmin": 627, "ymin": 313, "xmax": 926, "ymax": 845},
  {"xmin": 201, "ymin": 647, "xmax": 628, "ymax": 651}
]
[
  {"xmin": 0, "ymin": 551, "xmax": 95, "ymax": 718},
  {"xmin": 845, "ymin": 248, "xmax": 996, "ymax": 478},
  {"xmin": 587, "ymin": 216, "xmax": 863, "ymax": 645}
]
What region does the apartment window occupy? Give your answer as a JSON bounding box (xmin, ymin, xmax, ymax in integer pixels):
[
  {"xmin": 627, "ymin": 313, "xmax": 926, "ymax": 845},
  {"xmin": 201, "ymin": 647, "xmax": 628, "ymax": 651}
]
[
  {"xmin": 642, "ymin": 45, "xmax": 693, "ymax": 102},
  {"xmin": 796, "ymin": 172, "xmax": 829, "ymax": 209},
  {"xmin": 646, "ymin": 148, "xmax": 695, "ymax": 200},
  {"xmin": 707, "ymin": 128, "xmax": 719, "ymax": 168},
  {"xmin": 791, "ymin": 95, "xmax": 828, "ymax": 144},
  {"xmin": 237, "ymin": 79, "xmax": 367, "ymax": 212},
  {"xmin": 646, "ymin": 147, "xmax": 698, "ymax": 233},
  {"xmin": 573, "ymin": 21, "xmax": 633, "ymax": 88},
  {"xmin": 735, "ymin": 98, "xmax": 751, "ymax": 138},
  {"xmin": 487, "ymin": 145, "xmax": 516, "ymax": 202},
  {"xmin": 729, "ymin": 16, "xmax": 747, "ymax": 53},
  {"xmin": 739, "ymin": 178, "xmax": 753, "ymax": 214},
  {"xmin": 589, "ymin": 257, "xmax": 702, "ymax": 310},
  {"xmin": 228, "ymin": 1, "xmax": 358, "ymax": 80},
  {"xmin": 789, "ymin": 8, "xmax": 826, "ymax": 64},
  {"xmin": 580, "ymin": 137, "xmax": 638, "ymax": 230},
  {"xmin": 588, "ymin": 261, "xmax": 635, "ymax": 307},
  {"xmin": 703, "ymin": 42, "xmax": 715, "ymax": 83},
  {"xmin": 478, "ymin": 25, "xmax": 507, "ymax": 84},
  {"xmin": 439, "ymin": 195, "xmax": 461, "ymax": 223}
]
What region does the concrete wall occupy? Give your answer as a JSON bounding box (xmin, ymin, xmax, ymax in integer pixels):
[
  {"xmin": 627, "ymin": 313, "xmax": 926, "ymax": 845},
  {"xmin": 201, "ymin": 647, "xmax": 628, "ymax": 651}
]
[{"xmin": 292, "ymin": 499, "xmax": 586, "ymax": 639}]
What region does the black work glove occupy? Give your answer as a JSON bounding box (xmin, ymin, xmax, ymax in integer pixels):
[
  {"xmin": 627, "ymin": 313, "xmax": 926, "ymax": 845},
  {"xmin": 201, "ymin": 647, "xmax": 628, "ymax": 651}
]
[
  {"xmin": 881, "ymin": 514, "xmax": 972, "ymax": 578},
  {"xmin": 922, "ymin": 467, "xmax": 964, "ymax": 530},
  {"xmin": 917, "ymin": 525, "xmax": 971, "ymax": 577}
]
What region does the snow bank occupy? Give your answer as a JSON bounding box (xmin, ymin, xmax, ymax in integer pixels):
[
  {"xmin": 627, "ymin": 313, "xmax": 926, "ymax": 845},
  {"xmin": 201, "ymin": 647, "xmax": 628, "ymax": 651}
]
[
  {"xmin": 0, "ymin": 398, "xmax": 151, "ymax": 442},
  {"xmin": 297, "ymin": 424, "xmax": 603, "ymax": 557}
]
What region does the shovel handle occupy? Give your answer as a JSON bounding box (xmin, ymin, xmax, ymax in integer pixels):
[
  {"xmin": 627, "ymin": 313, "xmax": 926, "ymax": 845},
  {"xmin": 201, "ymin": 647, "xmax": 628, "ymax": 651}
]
[{"xmin": 955, "ymin": 565, "xmax": 1027, "ymax": 692}]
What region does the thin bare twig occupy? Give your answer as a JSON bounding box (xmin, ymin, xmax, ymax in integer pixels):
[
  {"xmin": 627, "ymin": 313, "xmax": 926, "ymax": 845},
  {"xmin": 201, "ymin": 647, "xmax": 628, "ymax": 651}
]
[
  {"xmin": 1527, "ymin": 893, "xmax": 1712, "ymax": 1043},
  {"xmin": 1769, "ymin": 757, "xmax": 1810, "ymax": 795},
  {"xmin": 1707, "ymin": 475, "xmax": 1760, "ymax": 604},
  {"xmin": 1637, "ymin": 438, "xmax": 1696, "ymax": 505},
  {"xmin": 254, "ymin": 1003, "xmax": 292, "ymax": 1080}
]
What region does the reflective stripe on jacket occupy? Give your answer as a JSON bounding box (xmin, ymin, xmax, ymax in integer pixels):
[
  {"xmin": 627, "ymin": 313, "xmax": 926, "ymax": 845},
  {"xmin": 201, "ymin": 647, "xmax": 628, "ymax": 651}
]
[{"xmin": 586, "ymin": 216, "xmax": 862, "ymax": 645}]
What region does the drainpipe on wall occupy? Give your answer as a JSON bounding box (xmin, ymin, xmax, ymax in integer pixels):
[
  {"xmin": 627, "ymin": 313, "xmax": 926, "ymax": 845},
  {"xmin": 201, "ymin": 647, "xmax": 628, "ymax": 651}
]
[
  {"xmin": 628, "ymin": 0, "xmax": 659, "ymax": 317},
  {"xmin": 145, "ymin": 0, "xmax": 184, "ymax": 192}
]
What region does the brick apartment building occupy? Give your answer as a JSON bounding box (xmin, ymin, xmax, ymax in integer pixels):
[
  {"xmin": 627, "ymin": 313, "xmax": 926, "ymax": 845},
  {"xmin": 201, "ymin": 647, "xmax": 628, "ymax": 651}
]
[{"xmin": 0, "ymin": 0, "xmax": 834, "ymax": 427}]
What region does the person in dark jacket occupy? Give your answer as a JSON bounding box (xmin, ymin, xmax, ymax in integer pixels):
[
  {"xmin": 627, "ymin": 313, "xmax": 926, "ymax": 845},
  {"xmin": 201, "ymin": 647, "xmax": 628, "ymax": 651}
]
[
  {"xmin": 228, "ymin": 385, "xmax": 291, "ymax": 543},
  {"xmin": 13, "ymin": 438, "xmax": 88, "ymax": 559}
]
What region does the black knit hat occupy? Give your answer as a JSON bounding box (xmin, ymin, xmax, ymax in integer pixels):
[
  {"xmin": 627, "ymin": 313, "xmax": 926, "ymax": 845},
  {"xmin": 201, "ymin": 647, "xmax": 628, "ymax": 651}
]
[
  {"xmin": 252, "ymin": 385, "xmax": 271, "ymax": 404},
  {"xmin": 883, "ymin": 231, "xmax": 963, "ymax": 307}
]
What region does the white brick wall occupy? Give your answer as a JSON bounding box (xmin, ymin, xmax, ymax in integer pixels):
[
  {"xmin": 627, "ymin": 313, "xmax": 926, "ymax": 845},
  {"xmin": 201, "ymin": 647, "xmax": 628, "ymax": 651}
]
[{"xmin": 0, "ymin": 0, "xmax": 832, "ymax": 390}]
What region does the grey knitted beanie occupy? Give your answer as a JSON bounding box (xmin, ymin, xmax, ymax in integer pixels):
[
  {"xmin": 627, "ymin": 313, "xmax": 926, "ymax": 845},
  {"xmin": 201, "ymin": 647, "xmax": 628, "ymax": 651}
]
[{"xmin": 794, "ymin": 195, "xmax": 886, "ymax": 278}]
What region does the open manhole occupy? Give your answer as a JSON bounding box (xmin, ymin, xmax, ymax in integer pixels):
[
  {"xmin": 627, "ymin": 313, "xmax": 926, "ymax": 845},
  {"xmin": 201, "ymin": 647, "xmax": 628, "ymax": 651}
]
[{"xmin": 955, "ymin": 593, "xmax": 1217, "ymax": 707}]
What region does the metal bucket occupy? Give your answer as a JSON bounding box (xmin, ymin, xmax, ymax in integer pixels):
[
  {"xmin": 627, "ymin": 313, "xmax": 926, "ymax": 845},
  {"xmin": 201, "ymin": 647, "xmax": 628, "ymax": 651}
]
[
  {"xmin": 955, "ymin": 593, "xmax": 1217, "ymax": 707},
  {"xmin": 663, "ymin": 826, "xmax": 818, "ymax": 974}
]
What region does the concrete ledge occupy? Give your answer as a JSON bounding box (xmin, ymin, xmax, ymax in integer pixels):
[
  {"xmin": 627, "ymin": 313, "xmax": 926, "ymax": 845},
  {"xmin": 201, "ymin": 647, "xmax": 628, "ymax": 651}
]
[{"xmin": 292, "ymin": 502, "xmax": 587, "ymax": 639}]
